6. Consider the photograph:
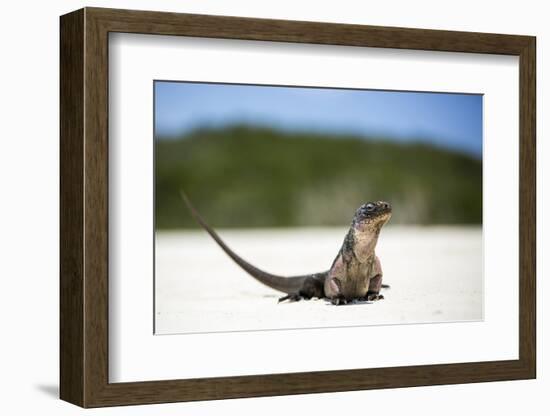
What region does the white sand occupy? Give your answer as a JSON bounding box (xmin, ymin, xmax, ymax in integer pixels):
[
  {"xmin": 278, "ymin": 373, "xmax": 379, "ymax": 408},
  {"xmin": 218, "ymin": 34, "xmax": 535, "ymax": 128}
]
[{"xmin": 155, "ymin": 226, "xmax": 482, "ymax": 334}]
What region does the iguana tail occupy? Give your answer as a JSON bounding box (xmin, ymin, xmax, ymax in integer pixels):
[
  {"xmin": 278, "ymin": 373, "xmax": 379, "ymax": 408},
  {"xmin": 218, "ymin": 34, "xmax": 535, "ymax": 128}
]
[{"xmin": 180, "ymin": 190, "xmax": 317, "ymax": 295}]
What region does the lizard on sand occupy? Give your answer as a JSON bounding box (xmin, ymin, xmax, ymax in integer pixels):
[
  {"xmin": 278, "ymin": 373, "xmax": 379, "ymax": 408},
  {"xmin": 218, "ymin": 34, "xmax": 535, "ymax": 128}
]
[{"xmin": 180, "ymin": 191, "xmax": 392, "ymax": 305}]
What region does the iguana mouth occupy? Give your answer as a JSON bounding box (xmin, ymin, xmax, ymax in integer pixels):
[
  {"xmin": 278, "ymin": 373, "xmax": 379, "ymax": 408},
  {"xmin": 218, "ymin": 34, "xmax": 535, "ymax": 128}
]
[{"xmin": 374, "ymin": 201, "xmax": 392, "ymax": 215}]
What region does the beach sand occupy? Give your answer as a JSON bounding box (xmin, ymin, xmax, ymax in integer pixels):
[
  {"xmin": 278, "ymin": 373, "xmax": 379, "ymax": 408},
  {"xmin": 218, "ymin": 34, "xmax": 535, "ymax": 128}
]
[{"xmin": 155, "ymin": 226, "xmax": 482, "ymax": 334}]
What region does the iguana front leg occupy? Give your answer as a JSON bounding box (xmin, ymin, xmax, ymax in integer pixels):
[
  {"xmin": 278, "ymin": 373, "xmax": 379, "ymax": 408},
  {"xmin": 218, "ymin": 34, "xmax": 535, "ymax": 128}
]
[{"xmin": 365, "ymin": 256, "xmax": 385, "ymax": 301}]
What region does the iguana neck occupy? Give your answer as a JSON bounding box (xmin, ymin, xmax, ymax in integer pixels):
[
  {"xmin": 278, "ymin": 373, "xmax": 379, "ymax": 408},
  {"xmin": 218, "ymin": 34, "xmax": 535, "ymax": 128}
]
[{"xmin": 350, "ymin": 222, "xmax": 382, "ymax": 263}]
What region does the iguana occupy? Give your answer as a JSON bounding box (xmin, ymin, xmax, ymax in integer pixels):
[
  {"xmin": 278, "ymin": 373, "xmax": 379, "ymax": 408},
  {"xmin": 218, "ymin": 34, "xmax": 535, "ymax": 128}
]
[{"xmin": 180, "ymin": 191, "xmax": 391, "ymax": 305}]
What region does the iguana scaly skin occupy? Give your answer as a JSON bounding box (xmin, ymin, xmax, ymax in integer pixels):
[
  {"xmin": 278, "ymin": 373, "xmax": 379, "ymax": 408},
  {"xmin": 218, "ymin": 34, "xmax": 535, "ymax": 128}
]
[{"xmin": 180, "ymin": 191, "xmax": 391, "ymax": 304}]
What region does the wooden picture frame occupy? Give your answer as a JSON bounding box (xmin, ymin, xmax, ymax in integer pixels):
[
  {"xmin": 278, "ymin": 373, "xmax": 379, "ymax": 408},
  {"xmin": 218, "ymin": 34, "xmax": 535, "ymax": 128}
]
[{"xmin": 60, "ymin": 7, "xmax": 536, "ymax": 408}]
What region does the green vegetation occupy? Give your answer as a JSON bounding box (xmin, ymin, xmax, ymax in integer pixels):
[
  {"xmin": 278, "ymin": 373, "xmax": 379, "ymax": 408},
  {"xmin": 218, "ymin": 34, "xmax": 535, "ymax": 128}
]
[{"xmin": 155, "ymin": 125, "xmax": 481, "ymax": 229}]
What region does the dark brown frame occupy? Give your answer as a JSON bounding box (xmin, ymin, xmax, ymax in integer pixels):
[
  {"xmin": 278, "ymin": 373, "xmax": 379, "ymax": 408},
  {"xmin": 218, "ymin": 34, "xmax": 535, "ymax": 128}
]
[{"xmin": 60, "ymin": 7, "xmax": 536, "ymax": 408}]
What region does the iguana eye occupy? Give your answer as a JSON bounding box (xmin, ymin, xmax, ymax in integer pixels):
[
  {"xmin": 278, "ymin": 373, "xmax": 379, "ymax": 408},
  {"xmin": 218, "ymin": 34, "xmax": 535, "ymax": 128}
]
[{"xmin": 366, "ymin": 203, "xmax": 375, "ymax": 211}]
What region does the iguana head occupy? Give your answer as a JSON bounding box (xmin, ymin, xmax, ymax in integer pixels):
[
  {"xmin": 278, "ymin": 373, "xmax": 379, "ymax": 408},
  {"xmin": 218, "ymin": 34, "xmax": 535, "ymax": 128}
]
[{"xmin": 353, "ymin": 201, "xmax": 392, "ymax": 230}]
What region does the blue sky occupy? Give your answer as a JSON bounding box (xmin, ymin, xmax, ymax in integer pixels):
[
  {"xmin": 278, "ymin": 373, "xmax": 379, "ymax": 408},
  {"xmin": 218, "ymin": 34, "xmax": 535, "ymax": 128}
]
[{"xmin": 155, "ymin": 81, "xmax": 483, "ymax": 157}]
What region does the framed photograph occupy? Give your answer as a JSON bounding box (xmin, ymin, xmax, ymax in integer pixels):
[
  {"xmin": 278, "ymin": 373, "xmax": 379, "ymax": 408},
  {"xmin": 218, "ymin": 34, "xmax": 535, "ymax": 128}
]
[{"xmin": 60, "ymin": 7, "xmax": 536, "ymax": 408}]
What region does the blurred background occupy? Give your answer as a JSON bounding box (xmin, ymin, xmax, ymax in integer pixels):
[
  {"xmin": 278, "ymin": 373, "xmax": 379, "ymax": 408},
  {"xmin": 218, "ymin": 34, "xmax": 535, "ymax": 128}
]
[{"xmin": 154, "ymin": 81, "xmax": 482, "ymax": 229}]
